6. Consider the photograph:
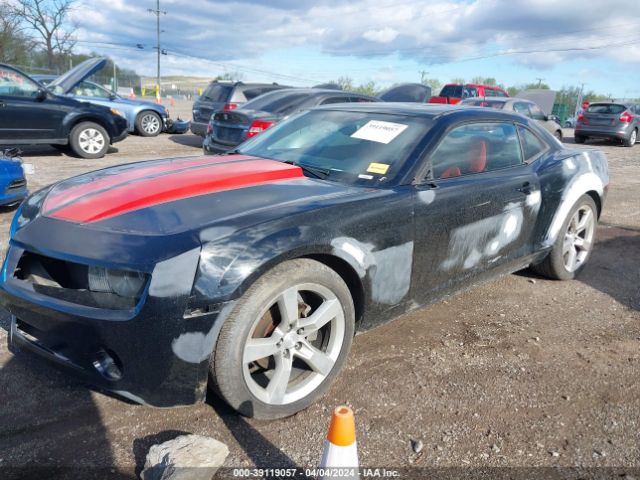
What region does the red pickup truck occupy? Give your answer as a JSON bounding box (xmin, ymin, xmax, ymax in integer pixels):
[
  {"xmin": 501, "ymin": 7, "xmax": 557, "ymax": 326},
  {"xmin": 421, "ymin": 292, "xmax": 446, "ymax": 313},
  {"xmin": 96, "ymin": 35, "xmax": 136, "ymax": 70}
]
[{"xmin": 429, "ymin": 83, "xmax": 509, "ymax": 104}]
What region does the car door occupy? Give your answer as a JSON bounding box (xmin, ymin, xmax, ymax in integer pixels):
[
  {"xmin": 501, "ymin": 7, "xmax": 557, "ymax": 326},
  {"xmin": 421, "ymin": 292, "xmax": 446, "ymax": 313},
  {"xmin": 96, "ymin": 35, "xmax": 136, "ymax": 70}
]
[
  {"xmin": 0, "ymin": 65, "xmax": 67, "ymax": 142},
  {"xmin": 411, "ymin": 121, "xmax": 541, "ymax": 303}
]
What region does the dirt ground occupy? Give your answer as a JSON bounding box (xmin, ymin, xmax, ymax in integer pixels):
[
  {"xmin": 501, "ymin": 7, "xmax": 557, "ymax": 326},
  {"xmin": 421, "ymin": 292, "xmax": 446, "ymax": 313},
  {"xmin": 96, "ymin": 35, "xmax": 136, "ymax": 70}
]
[{"xmin": 0, "ymin": 100, "xmax": 638, "ymax": 478}]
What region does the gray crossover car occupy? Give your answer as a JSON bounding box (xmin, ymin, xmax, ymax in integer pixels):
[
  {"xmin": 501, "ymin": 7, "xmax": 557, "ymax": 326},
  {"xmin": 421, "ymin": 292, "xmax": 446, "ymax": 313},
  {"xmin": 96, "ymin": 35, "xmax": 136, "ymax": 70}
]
[
  {"xmin": 191, "ymin": 81, "xmax": 288, "ymax": 137},
  {"xmin": 461, "ymin": 97, "xmax": 563, "ymax": 140},
  {"xmin": 575, "ymin": 102, "xmax": 638, "ymax": 147}
]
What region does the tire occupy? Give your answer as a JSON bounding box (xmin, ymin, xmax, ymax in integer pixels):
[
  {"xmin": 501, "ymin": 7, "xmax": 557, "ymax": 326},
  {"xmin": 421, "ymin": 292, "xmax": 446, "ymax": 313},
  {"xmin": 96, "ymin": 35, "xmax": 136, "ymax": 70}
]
[
  {"xmin": 69, "ymin": 122, "xmax": 110, "ymax": 159},
  {"xmin": 211, "ymin": 259, "xmax": 355, "ymax": 419},
  {"xmin": 623, "ymin": 128, "xmax": 637, "ymax": 147},
  {"xmin": 135, "ymin": 111, "xmax": 162, "ymax": 137},
  {"xmin": 532, "ymin": 194, "xmax": 597, "ymax": 280},
  {"xmin": 554, "ymin": 130, "xmax": 562, "ymax": 141},
  {"xmin": 564, "ymin": 121, "xmax": 571, "ymax": 128},
  {"xmin": 574, "ymin": 135, "xmax": 586, "ymax": 144}
]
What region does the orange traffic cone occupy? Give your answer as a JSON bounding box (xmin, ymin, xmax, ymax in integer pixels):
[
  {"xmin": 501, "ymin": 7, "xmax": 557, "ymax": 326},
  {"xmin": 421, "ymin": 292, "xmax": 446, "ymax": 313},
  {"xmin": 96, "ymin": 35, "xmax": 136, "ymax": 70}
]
[{"xmin": 319, "ymin": 406, "xmax": 359, "ymax": 479}]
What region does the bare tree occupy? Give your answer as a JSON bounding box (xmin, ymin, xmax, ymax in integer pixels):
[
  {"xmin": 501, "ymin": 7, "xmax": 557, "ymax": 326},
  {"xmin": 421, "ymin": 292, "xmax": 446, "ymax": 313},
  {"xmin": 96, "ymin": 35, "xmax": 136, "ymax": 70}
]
[
  {"xmin": 0, "ymin": 2, "xmax": 34, "ymax": 64},
  {"xmin": 12, "ymin": 0, "xmax": 77, "ymax": 69}
]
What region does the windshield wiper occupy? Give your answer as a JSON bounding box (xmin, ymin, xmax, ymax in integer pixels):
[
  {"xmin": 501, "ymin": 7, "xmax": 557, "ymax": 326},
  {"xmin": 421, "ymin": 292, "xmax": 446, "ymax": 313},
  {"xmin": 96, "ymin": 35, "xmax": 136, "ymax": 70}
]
[{"xmin": 281, "ymin": 160, "xmax": 331, "ymax": 179}]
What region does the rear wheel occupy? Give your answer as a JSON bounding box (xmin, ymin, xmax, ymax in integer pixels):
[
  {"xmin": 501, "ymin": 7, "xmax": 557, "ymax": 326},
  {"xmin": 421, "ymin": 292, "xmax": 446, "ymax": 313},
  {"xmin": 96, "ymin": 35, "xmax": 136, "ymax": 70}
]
[
  {"xmin": 532, "ymin": 194, "xmax": 597, "ymax": 280},
  {"xmin": 210, "ymin": 259, "xmax": 355, "ymax": 419},
  {"xmin": 135, "ymin": 111, "xmax": 162, "ymax": 137},
  {"xmin": 69, "ymin": 122, "xmax": 110, "ymax": 159},
  {"xmin": 554, "ymin": 130, "xmax": 562, "ymax": 141},
  {"xmin": 574, "ymin": 135, "xmax": 586, "ymax": 144},
  {"xmin": 623, "ymin": 128, "xmax": 637, "ymax": 147}
]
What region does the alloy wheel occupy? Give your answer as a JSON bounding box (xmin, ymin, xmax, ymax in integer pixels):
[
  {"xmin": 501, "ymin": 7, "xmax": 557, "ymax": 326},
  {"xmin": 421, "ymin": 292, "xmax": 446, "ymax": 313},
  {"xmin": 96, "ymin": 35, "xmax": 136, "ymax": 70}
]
[
  {"xmin": 562, "ymin": 205, "xmax": 595, "ymax": 272},
  {"xmin": 78, "ymin": 128, "xmax": 105, "ymax": 154},
  {"xmin": 141, "ymin": 113, "xmax": 161, "ymax": 135},
  {"xmin": 242, "ymin": 283, "xmax": 345, "ymax": 405}
]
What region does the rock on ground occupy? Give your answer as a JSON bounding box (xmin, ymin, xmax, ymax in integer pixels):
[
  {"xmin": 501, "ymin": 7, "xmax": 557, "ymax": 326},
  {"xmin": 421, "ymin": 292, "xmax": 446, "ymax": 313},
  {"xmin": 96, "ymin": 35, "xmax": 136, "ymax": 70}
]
[{"xmin": 141, "ymin": 434, "xmax": 229, "ymax": 480}]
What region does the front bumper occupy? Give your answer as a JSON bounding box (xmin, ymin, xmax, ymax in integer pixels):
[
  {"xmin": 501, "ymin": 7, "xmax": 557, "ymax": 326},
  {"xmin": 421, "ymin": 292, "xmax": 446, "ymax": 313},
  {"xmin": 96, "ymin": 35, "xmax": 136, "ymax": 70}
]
[
  {"xmin": 202, "ymin": 135, "xmax": 235, "ymax": 155},
  {"xmin": 1, "ymin": 244, "xmax": 227, "ymax": 407}
]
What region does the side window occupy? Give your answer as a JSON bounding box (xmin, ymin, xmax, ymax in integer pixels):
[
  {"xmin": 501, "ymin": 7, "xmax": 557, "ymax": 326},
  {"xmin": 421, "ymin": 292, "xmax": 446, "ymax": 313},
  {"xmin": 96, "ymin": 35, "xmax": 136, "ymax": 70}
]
[
  {"xmin": 517, "ymin": 125, "xmax": 548, "ymax": 162},
  {"xmin": 484, "ymin": 88, "xmax": 495, "ymax": 97},
  {"xmin": 528, "ymin": 104, "xmax": 546, "ymax": 121},
  {"xmin": 494, "ymin": 90, "xmax": 507, "ymax": 98},
  {"xmin": 462, "ymin": 87, "xmax": 478, "ymax": 99},
  {"xmin": 0, "ymin": 67, "xmax": 40, "ymax": 98},
  {"xmin": 513, "ymin": 102, "xmax": 531, "ymax": 117},
  {"xmin": 347, "ymin": 96, "xmax": 374, "ymax": 103},
  {"xmin": 72, "ymin": 81, "xmax": 109, "ymax": 98},
  {"xmin": 320, "ymin": 96, "xmax": 349, "ymax": 105},
  {"xmin": 430, "ymin": 122, "xmax": 523, "ymax": 179}
]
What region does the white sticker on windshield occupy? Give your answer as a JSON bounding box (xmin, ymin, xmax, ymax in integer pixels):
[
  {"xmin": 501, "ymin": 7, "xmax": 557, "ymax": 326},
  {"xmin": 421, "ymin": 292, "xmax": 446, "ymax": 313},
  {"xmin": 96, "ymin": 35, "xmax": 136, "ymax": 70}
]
[{"xmin": 351, "ymin": 120, "xmax": 408, "ymax": 144}]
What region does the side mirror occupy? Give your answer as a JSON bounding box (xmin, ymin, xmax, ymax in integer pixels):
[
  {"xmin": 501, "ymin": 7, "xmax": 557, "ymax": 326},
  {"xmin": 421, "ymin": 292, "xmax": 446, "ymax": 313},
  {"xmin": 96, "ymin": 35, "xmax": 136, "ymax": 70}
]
[{"xmin": 35, "ymin": 88, "xmax": 47, "ymax": 101}]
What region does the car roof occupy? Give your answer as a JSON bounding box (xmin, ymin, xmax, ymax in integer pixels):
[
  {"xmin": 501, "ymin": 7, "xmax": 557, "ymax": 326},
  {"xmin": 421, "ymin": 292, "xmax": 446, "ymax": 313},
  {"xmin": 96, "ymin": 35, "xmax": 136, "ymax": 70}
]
[{"xmin": 314, "ymin": 102, "xmax": 533, "ymax": 122}]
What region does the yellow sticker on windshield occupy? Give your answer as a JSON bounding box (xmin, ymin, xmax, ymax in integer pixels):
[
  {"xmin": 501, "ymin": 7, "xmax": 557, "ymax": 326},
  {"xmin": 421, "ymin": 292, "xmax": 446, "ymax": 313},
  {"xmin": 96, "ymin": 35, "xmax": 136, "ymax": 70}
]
[{"xmin": 367, "ymin": 162, "xmax": 390, "ymax": 174}]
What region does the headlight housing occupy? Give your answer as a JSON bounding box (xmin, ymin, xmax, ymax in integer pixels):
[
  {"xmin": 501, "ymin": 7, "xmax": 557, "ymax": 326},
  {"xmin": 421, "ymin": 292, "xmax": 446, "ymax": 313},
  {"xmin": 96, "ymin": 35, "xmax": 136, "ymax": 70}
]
[{"xmin": 88, "ymin": 266, "xmax": 147, "ymax": 298}]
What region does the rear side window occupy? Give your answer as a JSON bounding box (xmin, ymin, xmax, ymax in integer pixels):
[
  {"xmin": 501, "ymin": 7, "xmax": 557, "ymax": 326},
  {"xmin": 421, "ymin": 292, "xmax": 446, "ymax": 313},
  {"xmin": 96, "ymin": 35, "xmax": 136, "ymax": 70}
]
[
  {"xmin": 431, "ymin": 122, "xmax": 523, "ymax": 179},
  {"xmin": 320, "ymin": 96, "xmax": 351, "ymax": 105},
  {"xmin": 439, "ymin": 85, "xmax": 463, "ymax": 98},
  {"xmin": 201, "ymin": 84, "xmax": 232, "ymax": 102},
  {"xmin": 517, "ymin": 125, "xmax": 548, "ymax": 162},
  {"xmin": 586, "ymin": 103, "xmax": 626, "ymax": 114},
  {"xmin": 484, "ymin": 88, "xmax": 496, "ymax": 97}
]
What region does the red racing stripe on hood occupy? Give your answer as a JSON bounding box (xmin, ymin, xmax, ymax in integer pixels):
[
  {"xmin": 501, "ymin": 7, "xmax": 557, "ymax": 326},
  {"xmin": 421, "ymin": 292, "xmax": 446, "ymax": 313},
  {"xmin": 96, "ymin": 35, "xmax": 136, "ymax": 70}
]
[
  {"xmin": 45, "ymin": 159, "xmax": 303, "ymax": 223},
  {"xmin": 43, "ymin": 155, "xmax": 255, "ymax": 213}
]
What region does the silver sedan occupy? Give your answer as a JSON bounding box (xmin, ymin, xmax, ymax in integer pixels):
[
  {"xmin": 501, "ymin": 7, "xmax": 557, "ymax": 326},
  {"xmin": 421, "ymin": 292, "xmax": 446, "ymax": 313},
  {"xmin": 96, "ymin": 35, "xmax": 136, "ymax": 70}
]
[{"xmin": 460, "ymin": 97, "xmax": 563, "ymax": 140}]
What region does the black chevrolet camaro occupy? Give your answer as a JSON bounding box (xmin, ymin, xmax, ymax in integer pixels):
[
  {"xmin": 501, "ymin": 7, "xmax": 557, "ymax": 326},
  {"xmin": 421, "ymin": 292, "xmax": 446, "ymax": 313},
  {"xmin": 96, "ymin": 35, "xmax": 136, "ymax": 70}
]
[{"xmin": 1, "ymin": 104, "xmax": 608, "ymax": 419}]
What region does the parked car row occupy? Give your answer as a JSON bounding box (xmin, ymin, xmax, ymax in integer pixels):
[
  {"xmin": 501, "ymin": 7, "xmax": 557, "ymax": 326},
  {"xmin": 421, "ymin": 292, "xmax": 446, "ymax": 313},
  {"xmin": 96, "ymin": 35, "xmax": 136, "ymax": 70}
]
[{"xmin": 0, "ymin": 58, "xmax": 189, "ymax": 160}]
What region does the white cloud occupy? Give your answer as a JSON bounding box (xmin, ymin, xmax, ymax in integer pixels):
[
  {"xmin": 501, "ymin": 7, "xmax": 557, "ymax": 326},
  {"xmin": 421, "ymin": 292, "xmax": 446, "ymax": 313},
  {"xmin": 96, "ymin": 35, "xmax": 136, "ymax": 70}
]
[{"xmin": 363, "ymin": 27, "xmax": 399, "ymax": 44}]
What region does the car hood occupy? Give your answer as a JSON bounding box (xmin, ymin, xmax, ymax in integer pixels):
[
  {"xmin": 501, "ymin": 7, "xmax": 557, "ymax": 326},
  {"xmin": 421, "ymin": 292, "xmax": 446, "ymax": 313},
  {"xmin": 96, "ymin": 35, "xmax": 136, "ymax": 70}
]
[
  {"xmin": 50, "ymin": 57, "xmax": 107, "ymax": 95},
  {"xmin": 37, "ymin": 155, "xmax": 373, "ymax": 236},
  {"xmin": 515, "ymin": 89, "xmax": 557, "ymax": 115}
]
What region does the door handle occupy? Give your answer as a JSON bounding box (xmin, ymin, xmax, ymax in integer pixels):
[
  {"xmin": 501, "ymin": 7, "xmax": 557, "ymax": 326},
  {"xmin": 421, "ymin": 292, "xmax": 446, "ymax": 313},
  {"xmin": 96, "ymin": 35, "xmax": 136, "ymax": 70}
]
[{"xmin": 515, "ymin": 182, "xmax": 532, "ymax": 195}]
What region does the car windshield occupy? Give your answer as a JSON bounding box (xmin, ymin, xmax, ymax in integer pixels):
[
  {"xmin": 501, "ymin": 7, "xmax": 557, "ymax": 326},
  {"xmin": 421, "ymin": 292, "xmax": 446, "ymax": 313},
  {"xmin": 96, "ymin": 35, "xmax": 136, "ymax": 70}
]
[
  {"xmin": 237, "ymin": 109, "xmax": 432, "ymax": 186},
  {"xmin": 586, "ymin": 103, "xmax": 626, "ymax": 114}
]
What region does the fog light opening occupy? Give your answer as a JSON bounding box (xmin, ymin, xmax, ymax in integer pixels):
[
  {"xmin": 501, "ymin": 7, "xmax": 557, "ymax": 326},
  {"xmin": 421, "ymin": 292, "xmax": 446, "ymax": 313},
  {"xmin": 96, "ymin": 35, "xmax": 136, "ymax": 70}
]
[{"xmin": 93, "ymin": 349, "xmax": 123, "ymax": 381}]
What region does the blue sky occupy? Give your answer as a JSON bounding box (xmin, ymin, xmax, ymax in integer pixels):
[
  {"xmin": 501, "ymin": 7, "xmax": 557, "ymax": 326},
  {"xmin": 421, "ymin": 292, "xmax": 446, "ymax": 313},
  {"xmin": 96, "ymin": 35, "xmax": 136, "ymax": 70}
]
[{"xmin": 70, "ymin": 0, "xmax": 640, "ymax": 96}]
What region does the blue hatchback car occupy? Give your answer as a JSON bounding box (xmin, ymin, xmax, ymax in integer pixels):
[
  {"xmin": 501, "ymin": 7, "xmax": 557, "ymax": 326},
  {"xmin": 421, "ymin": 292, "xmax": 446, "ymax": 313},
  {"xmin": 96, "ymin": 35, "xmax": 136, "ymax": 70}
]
[{"xmin": 0, "ymin": 150, "xmax": 27, "ymax": 206}]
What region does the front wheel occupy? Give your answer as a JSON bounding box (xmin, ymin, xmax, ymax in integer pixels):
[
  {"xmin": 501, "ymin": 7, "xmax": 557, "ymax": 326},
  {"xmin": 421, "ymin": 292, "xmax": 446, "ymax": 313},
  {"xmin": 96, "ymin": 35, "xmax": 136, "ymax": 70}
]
[
  {"xmin": 532, "ymin": 194, "xmax": 597, "ymax": 280},
  {"xmin": 136, "ymin": 111, "xmax": 162, "ymax": 137},
  {"xmin": 211, "ymin": 259, "xmax": 355, "ymax": 419},
  {"xmin": 69, "ymin": 122, "xmax": 110, "ymax": 159}
]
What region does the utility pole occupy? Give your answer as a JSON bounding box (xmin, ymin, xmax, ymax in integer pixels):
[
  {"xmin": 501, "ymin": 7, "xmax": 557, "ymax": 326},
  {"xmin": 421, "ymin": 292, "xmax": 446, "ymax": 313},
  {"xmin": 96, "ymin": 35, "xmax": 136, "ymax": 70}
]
[
  {"xmin": 113, "ymin": 61, "xmax": 117, "ymax": 92},
  {"xmin": 535, "ymin": 77, "xmax": 544, "ymax": 87},
  {"xmin": 575, "ymin": 83, "xmax": 585, "ymax": 117},
  {"xmin": 148, "ymin": 0, "xmax": 166, "ymax": 100},
  {"xmin": 419, "ymin": 70, "xmax": 429, "ymax": 83}
]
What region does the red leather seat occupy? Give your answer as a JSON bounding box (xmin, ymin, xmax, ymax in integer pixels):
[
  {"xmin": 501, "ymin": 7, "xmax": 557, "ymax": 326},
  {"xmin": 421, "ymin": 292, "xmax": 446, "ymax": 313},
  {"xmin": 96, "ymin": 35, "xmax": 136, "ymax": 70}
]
[{"xmin": 467, "ymin": 139, "xmax": 487, "ymax": 173}]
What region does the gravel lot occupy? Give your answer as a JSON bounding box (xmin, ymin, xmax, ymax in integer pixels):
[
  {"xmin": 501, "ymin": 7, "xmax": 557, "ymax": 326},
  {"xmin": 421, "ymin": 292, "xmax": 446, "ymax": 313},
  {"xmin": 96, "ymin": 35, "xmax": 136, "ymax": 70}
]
[{"xmin": 0, "ymin": 100, "xmax": 638, "ymax": 478}]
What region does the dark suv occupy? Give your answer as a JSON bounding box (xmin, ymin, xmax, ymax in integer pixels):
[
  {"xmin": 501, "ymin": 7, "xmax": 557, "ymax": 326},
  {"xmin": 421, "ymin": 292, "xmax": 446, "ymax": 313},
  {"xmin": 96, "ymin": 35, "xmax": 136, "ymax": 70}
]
[
  {"xmin": 190, "ymin": 81, "xmax": 288, "ymax": 137},
  {"xmin": 575, "ymin": 102, "xmax": 639, "ymax": 147},
  {"xmin": 0, "ymin": 63, "xmax": 128, "ymax": 159}
]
